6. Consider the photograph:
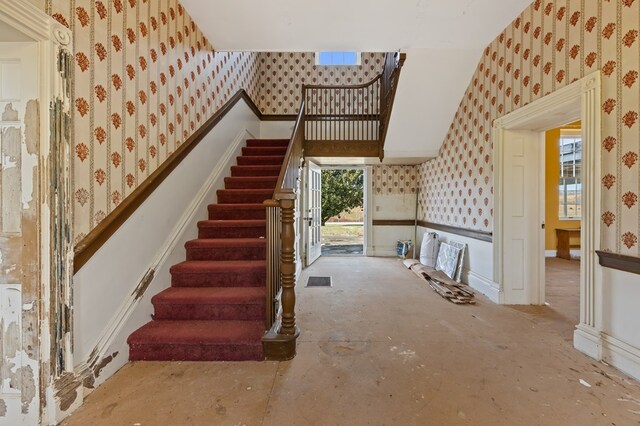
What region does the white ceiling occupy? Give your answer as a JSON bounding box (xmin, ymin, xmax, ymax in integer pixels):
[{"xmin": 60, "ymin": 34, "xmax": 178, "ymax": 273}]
[{"xmin": 181, "ymin": 0, "xmax": 532, "ymax": 51}]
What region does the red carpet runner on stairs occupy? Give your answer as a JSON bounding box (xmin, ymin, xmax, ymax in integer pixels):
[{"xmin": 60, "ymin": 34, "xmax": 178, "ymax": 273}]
[{"xmin": 127, "ymin": 139, "xmax": 289, "ymax": 361}]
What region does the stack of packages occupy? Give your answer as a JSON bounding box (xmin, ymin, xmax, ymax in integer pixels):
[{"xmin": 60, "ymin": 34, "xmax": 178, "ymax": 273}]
[{"xmin": 403, "ymin": 232, "xmax": 475, "ymax": 305}]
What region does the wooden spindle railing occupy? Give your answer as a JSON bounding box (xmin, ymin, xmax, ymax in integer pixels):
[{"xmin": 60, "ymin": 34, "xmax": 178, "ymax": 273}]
[
  {"xmin": 303, "ymin": 76, "xmax": 382, "ymax": 142},
  {"xmin": 262, "ymin": 102, "xmax": 305, "ymax": 360},
  {"xmin": 301, "ymin": 52, "xmax": 405, "ymax": 160}
]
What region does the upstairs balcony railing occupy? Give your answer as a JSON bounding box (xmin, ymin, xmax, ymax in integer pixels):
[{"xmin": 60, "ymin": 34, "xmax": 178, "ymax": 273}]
[{"xmin": 302, "ymin": 52, "xmax": 405, "ymax": 160}]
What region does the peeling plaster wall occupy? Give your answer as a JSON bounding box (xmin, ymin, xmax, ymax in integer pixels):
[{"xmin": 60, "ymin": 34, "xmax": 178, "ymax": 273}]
[{"xmin": 0, "ymin": 42, "xmax": 40, "ymax": 424}]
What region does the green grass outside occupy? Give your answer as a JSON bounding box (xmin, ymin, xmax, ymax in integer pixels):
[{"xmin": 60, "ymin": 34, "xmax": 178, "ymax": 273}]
[{"xmin": 321, "ymin": 224, "xmax": 364, "ymax": 237}]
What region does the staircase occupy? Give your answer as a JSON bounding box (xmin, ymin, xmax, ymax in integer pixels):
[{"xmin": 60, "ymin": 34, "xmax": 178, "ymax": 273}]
[{"xmin": 127, "ymin": 138, "xmax": 289, "ymax": 361}]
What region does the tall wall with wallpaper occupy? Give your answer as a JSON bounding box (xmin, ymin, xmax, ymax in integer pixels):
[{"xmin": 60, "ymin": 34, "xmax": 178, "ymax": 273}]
[
  {"xmin": 29, "ymin": 0, "xmax": 261, "ymax": 242},
  {"xmin": 418, "ymin": 0, "xmax": 640, "ymax": 257}
]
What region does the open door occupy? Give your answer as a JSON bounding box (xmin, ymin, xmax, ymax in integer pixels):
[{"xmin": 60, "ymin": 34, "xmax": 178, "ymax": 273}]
[
  {"xmin": 305, "ymin": 161, "xmax": 322, "ymax": 265},
  {"xmin": 501, "ymin": 130, "xmax": 544, "ymax": 305}
]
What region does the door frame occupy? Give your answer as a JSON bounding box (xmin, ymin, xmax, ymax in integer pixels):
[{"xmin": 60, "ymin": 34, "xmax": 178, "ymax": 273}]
[
  {"xmin": 301, "ymin": 164, "xmax": 370, "ymax": 264},
  {"xmin": 493, "ymin": 72, "xmax": 602, "ymax": 356},
  {"xmin": 0, "ymin": 1, "xmax": 75, "ymax": 423}
]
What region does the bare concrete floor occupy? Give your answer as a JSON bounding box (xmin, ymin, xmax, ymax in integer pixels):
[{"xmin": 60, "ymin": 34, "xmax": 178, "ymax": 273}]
[{"xmin": 64, "ymin": 257, "xmax": 640, "ymax": 426}]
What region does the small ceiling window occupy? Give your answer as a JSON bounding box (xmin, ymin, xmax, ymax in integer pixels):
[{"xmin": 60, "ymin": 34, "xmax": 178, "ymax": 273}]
[{"xmin": 316, "ymin": 52, "xmax": 361, "ymax": 66}]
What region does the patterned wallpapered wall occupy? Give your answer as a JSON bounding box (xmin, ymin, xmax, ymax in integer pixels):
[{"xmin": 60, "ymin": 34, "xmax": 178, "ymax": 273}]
[
  {"xmin": 418, "ymin": 0, "xmax": 640, "ymax": 256},
  {"xmin": 256, "ymin": 52, "xmax": 385, "ymax": 115},
  {"xmin": 34, "ymin": 0, "xmax": 261, "ymax": 242},
  {"xmin": 372, "ymin": 166, "xmax": 418, "ymax": 195}
]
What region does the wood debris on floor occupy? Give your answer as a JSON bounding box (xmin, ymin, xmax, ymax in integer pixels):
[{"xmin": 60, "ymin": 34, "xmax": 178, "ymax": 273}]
[
  {"xmin": 403, "ymin": 259, "xmax": 475, "ymax": 305},
  {"xmin": 422, "ymin": 271, "xmax": 475, "ymax": 305}
]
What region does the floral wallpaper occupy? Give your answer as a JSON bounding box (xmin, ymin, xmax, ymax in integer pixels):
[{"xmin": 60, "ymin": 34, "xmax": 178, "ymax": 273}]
[
  {"xmin": 418, "ymin": 0, "xmax": 640, "ymax": 256},
  {"xmin": 33, "ymin": 0, "xmax": 260, "ymax": 242},
  {"xmin": 372, "ymin": 166, "xmax": 418, "ymax": 195},
  {"xmin": 256, "ymin": 52, "xmax": 385, "ymax": 115}
]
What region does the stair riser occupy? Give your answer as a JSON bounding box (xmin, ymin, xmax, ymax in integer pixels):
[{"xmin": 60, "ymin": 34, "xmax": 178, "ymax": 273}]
[
  {"xmin": 208, "ymin": 206, "xmax": 266, "ymax": 220},
  {"xmin": 198, "ymin": 226, "xmax": 266, "ymax": 239},
  {"xmin": 217, "ymin": 192, "xmax": 273, "ymax": 204},
  {"xmin": 236, "ymin": 156, "xmax": 284, "ymax": 166},
  {"xmin": 153, "ymin": 303, "xmax": 265, "ymax": 321},
  {"xmin": 129, "ymin": 343, "xmax": 264, "ymax": 361},
  {"xmin": 224, "ymin": 178, "xmax": 277, "ymax": 189},
  {"xmin": 241, "ymin": 147, "xmax": 288, "ymax": 156},
  {"xmin": 246, "ymin": 139, "xmax": 289, "ymax": 148},
  {"xmin": 230, "ymin": 166, "xmax": 281, "ymax": 177},
  {"xmin": 186, "ymin": 246, "xmax": 266, "ymax": 261},
  {"xmin": 171, "ymin": 271, "xmax": 266, "ymax": 287}
]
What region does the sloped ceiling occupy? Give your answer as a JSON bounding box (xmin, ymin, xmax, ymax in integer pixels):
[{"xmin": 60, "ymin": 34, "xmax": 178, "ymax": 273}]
[
  {"xmin": 181, "ymin": 0, "xmax": 532, "ymax": 51},
  {"xmin": 181, "ymin": 0, "xmax": 533, "ymax": 160}
]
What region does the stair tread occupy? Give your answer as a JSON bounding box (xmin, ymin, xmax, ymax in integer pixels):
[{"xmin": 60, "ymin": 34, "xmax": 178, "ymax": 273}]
[
  {"xmin": 153, "ymin": 287, "xmax": 265, "ymax": 305},
  {"xmin": 218, "ymin": 188, "xmax": 274, "ymax": 193},
  {"xmin": 198, "ymin": 219, "xmax": 266, "ymax": 227},
  {"xmin": 186, "ymin": 238, "xmax": 266, "ymax": 248},
  {"xmin": 209, "ymin": 203, "xmax": 266, "ymax": 209},
  {"xmin": 171, "ymin": 260, "xmax": 266, "ymax": 273},
  {"xmin": 128, "ymin": 320, "xmax": 264, "ymax": 345},
  {"xmin": 225, "ymin": 176, "xmax": 278, "ymax": 181}
]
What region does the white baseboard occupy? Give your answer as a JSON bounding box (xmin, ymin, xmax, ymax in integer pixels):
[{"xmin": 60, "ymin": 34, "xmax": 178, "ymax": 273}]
[
  {"xmin": 79, "ymin": 128, "xmax": 252, "ymax": 382},
  {"xmin": 601, "ymin": 333, "xmax": 640, "ymax": 381},
  {"xmin": 370, "ymin": 246, "xmax": 401, "ymax": 257},
  {"xmin": 574, "ymin": 324, "xmax": 601, "ymax": 359},
  {"xmin": 545, "ymin": 249, "xmax": 581, "ymax": 258},
  {"xmin": 574, "ymin": 325, "xmax": 640, "ymax": 382},
  {"xmin": 465, "ymin": 270, "xmax": 500, "ymax": 304}
]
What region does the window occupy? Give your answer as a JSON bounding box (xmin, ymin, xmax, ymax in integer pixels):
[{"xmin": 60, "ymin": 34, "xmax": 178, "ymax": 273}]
[
  {"xmin": 316, "ymin": 51, "xmax": 360, "ymax": 66},
  {"xmin": 558, "ymin": 130, "xmax": 582, "ymax": 219}
]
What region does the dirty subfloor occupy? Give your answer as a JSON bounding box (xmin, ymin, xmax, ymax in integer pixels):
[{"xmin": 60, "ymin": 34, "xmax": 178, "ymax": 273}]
[{"xmin": 63, "ymin": 257, "xmax": 640, "ymax": 426}]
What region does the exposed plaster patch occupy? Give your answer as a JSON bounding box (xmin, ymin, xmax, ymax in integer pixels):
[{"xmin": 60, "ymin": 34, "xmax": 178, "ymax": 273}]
[
  {"xmin": 54, "ymin": 373, "xmax": 80, "ymax": 412},
  {"xmin": 93, "ymin": 352, "xmax": 118, "ymax": 378},
  {"xmin": 0, "ymin": 398, "xmax": 6, "ymax": 416},
  {"xmin": 1, "ymin": 103, "xmax": 18, "ymax": 121},
  {"xmin": 132, "ymin": 269, "xmax": 155, "ymax": 300},
  {"xmin": 21, "ymin": 100, "xmax": 39, "ymax": 209}
]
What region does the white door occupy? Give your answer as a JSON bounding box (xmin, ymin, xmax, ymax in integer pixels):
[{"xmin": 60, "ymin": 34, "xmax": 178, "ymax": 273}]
[
  {"xmin": 501, "ymin": 130, "xmax": 545, "ymax": 305},
  {"xmin": 305, "ymin": 162, "xmax": 322, "ymax": 265}
]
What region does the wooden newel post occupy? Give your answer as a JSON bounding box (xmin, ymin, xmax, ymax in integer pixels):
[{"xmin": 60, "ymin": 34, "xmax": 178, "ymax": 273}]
[{"xmin": 278, "ymin": 197, "xmax": 297, "ymax": 336}]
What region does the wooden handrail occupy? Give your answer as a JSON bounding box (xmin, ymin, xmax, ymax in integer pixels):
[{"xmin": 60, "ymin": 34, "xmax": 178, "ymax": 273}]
[
  {"xmin": 378, "ymin": 52, "xmax": 406, "ymax": 160},
  {"xmin": 74, "ymin": 89, "xmax": 262, "ymax": 273},
  {"xmin": 303, "ymin": 74, "xmax": 382, "ymax": 90},
  {"xmin": 274, "ymin": 102, "xmax": 305, "ymax": 196}
]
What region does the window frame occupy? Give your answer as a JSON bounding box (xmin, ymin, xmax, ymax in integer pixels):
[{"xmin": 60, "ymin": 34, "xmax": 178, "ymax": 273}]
[{"xmin": 558, "ymin": 129, "xmax": 582, "ymax": 220}]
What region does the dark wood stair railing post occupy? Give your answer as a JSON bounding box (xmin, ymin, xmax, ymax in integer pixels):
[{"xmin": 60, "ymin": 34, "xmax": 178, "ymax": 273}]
[{"xmin": 277, "ymin": 192, "xmax": 297, "ymax": 337}]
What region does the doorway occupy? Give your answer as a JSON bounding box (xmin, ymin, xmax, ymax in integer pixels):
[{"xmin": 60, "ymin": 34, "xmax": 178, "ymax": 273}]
[
  {"xmin": 303, "ymin": 162, "xmax": 367, "ymax": 266},
  {"xmin": 320, "ymin": 168, "xmax": 365, "ymax": 256},
  {"xmin": 544, "ymin": 123, "xmax": 582, "ymax": 331},
  {"xmin": 494, "ymin": 72, "xmax": 602, "ymax": 356}
]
